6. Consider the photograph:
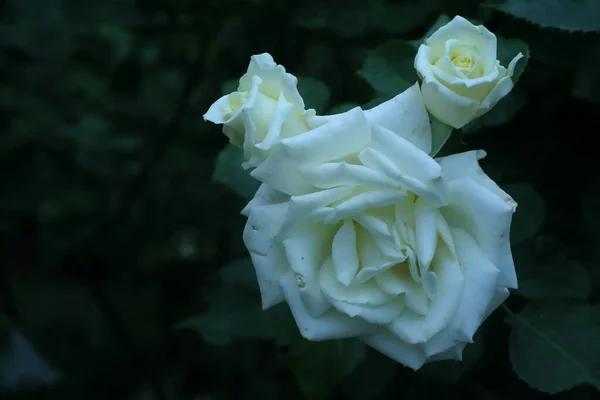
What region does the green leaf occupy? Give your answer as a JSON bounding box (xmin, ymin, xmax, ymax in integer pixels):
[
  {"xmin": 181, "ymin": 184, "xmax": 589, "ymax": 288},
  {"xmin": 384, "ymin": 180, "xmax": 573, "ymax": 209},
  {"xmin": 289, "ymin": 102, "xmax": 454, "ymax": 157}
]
[
  {"xmin": 175, "ymin": 258, "xmax": 296, "ymax": 346},
  {"xmin": 328, "ymin": 103, "xmax": 359, "ymax": 114},
  {"xmin": 212, "ymin": 144, "xmax": 260, "ymax": 199},
  {"xmin": 294, "ymin": 0, "xmax": 444, "ymax": 37},
  {"xmin": 286, "ymin": 338, "xmax": 366, "ymax": 400},
  {"xmin": 429, "ymin": 116, "xmax": 453, "ymax": 157},
  {"xmin": 497, "ymin": 37, "xmax": 529, "ymax": 84},
  {"xmin": 96, "ymin": 24, "xmax": 133, "ymax": 66},
  {"xmin": 462, "ymin": 89, "xmax": 528, "ymax": 134},
  {"xmin": 363, "ymin": 95, "xmax": 394, "ymax": 110},
  {"xmin": 0, "ymin": 319, "xmax": 60, "ymax": 390},
  {"xmin": 140, "ymin": 69, "xmax": 183, "ymax": 122},
  {"xmin": 489, "ymin": 0, "xmax": 600, "ymax": 33},
  {"xmin": 571, "ymin": 49, "xmax": 600, "ymax": 102},
  {"xmin": 515, "ymin": 238, "xmax": 592, "ymax": 300},
  {"xmin": 410, "ymin": 14, "xmax": 451, "ymax": 48},
  {"xmin": 358, "ymin": 39, "xmax": 418, "ymax": 96},
  {"xmin": 341, "ymin": 349, "xmax": 396, "ymax": 400},
  {"xmin": 297, "ymin": 77, "xmax": 331, "ymax": 113},
  {"xmin": 220, "ymin": 79, "xmax": 239, "ymax": 96},
  {"xmin": 567, "ymin": 245, "xmax": 600, "ymax": 301},
  {"xmin": 10, "ymin": 279, "xmax": 107, "ymax": 353},
  {"xmin": 419, "ymin": 332, "xmax": 484, "ymax": 383},
  {"xmin": 581, "ymin": 177, "xmax": 600, "ymax": 245},
  {"xmin": 506, "ymin": 300, "xmax": 600, "ymax": 393},
  {"xmin": 502, "ymin": 182, "xmax": 546, "ymax": 244},
  {"xmin": 500, "ymin": 18, "xmax": 600, "ymax": 68}
]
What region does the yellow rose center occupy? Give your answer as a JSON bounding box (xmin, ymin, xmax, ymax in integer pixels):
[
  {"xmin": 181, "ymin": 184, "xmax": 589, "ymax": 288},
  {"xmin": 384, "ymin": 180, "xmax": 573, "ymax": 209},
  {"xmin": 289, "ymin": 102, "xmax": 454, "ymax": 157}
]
[
  {"xmin": 448, "ymin": 45, "xmax": 484, "ymax": 78},
  {"xmin": 451, "ymin": 54, "xmax": 474, "ymax": 69},
  {"xmin": 224, "ymin": 91, "xmax": 249, "ymax": 119}
]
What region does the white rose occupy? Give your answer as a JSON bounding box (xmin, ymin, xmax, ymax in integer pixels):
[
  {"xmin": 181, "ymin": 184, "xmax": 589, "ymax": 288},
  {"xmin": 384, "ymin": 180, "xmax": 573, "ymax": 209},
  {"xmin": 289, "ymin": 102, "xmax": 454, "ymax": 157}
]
[
  {"xmin": 241, "ymin": 87, "xmax": 518, "ymax": 369},
  {"xmin": 204, "ymin": 53, "xmax": 315, "ymax": 169},
  {"xmin": 414, "ymin": 15, "xmax": 524, "ymax": 129},
  {"xmin": 250, "ymin": 83, "xmax": 439, "ymax": 198}
]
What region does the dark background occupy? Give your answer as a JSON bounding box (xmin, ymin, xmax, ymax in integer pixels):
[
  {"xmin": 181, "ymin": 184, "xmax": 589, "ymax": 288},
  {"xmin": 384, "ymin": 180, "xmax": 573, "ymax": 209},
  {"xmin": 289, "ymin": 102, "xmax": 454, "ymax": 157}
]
[{"xmin": 1, "ymin": 0, "xmax": 600, "ymax": 399}]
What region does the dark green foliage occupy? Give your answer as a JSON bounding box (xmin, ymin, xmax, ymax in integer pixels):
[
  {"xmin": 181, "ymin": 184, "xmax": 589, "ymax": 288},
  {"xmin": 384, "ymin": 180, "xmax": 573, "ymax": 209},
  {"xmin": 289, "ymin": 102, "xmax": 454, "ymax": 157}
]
[{"xmin": 1, "ymin": 0, "xmax": 600, "ymax": 399}]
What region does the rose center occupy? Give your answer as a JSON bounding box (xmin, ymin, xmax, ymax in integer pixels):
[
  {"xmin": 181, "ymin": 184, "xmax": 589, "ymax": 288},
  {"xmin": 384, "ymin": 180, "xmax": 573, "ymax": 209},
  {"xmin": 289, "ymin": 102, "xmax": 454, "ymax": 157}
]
[
  {"xmin": 224, "ymin": 91, "xmax": 249, "ymax": 119},
  {"xmin": 451, "ymin": 54, "xmax": 474, "ymax": 69}
]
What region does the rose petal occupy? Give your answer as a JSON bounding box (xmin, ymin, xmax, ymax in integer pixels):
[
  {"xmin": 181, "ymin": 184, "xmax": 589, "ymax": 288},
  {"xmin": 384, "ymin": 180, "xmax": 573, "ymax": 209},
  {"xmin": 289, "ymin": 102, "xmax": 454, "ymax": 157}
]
[
  {"xmin": 243, "ymin": 202, "xmax": 290, "ymax": 309},
  {"xmin": 287, "ymin": 107, "xmax": 371, "ymax": 163},
  {"xmin": 424, "ymin": 341, "xmax": 466, "ymax": 362},
  {"xmin": 414, "ymin": 197, "xmax": 438, "ymax": 272},
  {"xmin": 332, "ymin": 220, "xmax": 360, "ymax": 286},
  {"xmin": 375, "ymin": 266, "xmax": 429, "ymax": 315},
  {"xmin": 329, "ymin": 296, "xmax": 405, "ymax": 325},
  {"xmin": 320, "ymin": 259, "xmax": 393, "ymax": 306},
  {"xmin": 482, "ymin": 287, "xmax": 510, "ymax": 321},
  {"xmin": 251, "ymin": 147, "xmax": 315, "ymax": 195},
  {"xmin": 438, "ymin": 152, "xmax": 517, "ymax": 288},
  {"xmin": 326, "ymin": 189, "xmax": 407, "ymax": 223},
  {"xmin": 358, "ymin": 146, "xmax": 447, "ymax": 207},
  {"xmin": 451, "ymin": 228, "xmax": 500, "ymax": 341},
  {"xmin": 362, "ymin": 331, "xmax": 428, "ymax": 370},
  {"xmin": 419, "ymin": 78, "xmax": 479, "ymax": 129},
  {"xmin": 298, "ymin": 162, "xmax": 397, "ymax": 190},
  {"xmin": 388, "ymin": 247, "xmax": 464, "ymax": 343},
  {"xmin": 280, "ymin": 271, "xmax": 376, "ymax": 340},
  {"xmin": 240, "ymin": 53, "xmax": 306, "ymax": 110},
  {"xmin": 364, "ymin": 83, "xmax": 432, "ymax": 154},
  {"xmin": 425, "ymin": 16, "xmax": 497, "ymax": 74},
  {"xmin": 282, "ymin": 223, "xmax": 336, "ymax": 317}
]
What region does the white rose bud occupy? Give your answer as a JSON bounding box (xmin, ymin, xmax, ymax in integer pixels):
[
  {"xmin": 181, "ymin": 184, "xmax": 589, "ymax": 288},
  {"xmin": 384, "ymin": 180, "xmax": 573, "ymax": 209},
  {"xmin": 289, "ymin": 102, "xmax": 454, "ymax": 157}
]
[
  {"xmin": 241, "ymin": 85, "xmax": 518, "ymax": 369},
  {"xmin": 204, "ymin": 53, "xmax": 315, "ymax": 169},
  {"xmin": 414, "ymin": 15, "xmax": 524, "ymax": 129}
]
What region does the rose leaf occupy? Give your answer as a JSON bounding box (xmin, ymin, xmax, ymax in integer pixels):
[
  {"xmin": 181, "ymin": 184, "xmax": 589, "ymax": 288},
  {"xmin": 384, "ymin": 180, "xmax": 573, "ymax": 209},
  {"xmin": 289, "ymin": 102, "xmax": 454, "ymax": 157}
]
[{"xmin": 506, "ymin": 299, "xmax": 600, "ymax": 393}]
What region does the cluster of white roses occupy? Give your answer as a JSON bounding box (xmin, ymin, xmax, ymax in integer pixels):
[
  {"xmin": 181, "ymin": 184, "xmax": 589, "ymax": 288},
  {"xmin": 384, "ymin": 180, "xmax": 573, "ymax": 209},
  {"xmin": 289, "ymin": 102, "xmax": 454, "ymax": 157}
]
[{"xmin": 204, "ymin": 16, "xmax": 522, "ymax": 370}]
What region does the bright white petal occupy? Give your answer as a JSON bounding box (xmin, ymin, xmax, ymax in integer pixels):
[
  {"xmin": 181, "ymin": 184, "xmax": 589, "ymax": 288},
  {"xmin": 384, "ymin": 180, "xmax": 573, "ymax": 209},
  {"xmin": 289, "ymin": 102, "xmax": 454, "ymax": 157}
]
[
  {"xmin": 329, "ymin": 296, "xmax": 405, "ymax": 325},
  {"xmin": 389, "ymin": 247, "xmax": 464, "ymax": 343},
  {"xmin": 375, "ymin": 266, "xmax": 430, "ymax": 315},
  {"xmin": 247, "ymin": 250, "xmax": 287, "ymax": 309},
  {"xmin": 369, "ymin": 124, "xmax": 442, "ymax": 183},
  {"xmin": 426, "ymin": 16, "xmax": 497, "ymax": 74},
  {"xmin": 251, "ymin": 147, "xmax": 314, "ymax": 195},
  {"xmin": 280, "ymin": 272, "xmax": 375, "ymax": 340},
  {"xmin": 364, "ymin": 83, "xmax": 432, "ymax": 153},
  {"xmin": 414, "ymin": 197, "xmax": 438, "ymax": 271},
  {"xmin": 451, "ymin": 228, "xmax": 500, "ymax": 341},
  {"xmin": 420, "ymin": 78, "xmax": 478, "ymax": 129},
  {"xmin": 287, "ymin": 107, "xmax": 371, "ymax": 163},
  {"xmin": 299, "ymin": 162, "xmax": 397, "ymax": 189},
  {"xmin": 241, "ymin": 183, "xmax": 289, "ymax": 217},
  {"xmin": 358, "ymin": 147, "xmax": 447, "ymax": 207},
  {"xmin": 440, "ymin": 177, "xmax": 517, "ymax": 289},
  {"xmin": 282, "ymin": 223, "xmax": 336, "ymax": 317},
  {"xmin": 240, "ymin": 53, "xmax": 307, "ymax": 110},
  {"xmin": 243, "ymin": 202, "xmax": 288, "ymax": 256},
  {"xmin": 482, "ymin": 287, "xmax": 510, "ymax": 321},
  {"xmin": 326, "ymin": 189, "xmax": 407, "ymax": 223},
  {"xmin": 332, "ymin": 220, "xmax": 360, "ymax": 286},
  {"xmin": 242, "ymin": 201, "xmax": 291, "ymax": 309},
  {"xmin": 320, "ymin": 259, "xmax": 392, "ymax": 306},
  {"xmin": 362, "ymin": 331, "xmax": 428, "ymax": 370}
]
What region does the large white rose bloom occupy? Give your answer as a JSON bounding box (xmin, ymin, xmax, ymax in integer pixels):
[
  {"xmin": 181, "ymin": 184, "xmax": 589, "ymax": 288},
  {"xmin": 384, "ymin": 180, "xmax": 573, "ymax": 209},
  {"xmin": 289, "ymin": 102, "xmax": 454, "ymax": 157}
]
[{"xmin": 240, "ymin": 84, "xmax": 518, "ymax": 369}]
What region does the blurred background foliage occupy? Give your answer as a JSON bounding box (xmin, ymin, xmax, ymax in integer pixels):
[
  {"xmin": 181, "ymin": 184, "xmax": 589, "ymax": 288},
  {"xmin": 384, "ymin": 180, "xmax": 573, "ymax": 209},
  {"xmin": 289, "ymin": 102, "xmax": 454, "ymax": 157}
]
[{"xmin": 1, "ymin": 0, "xmax": 600, "ymax": 399}]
